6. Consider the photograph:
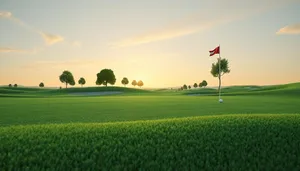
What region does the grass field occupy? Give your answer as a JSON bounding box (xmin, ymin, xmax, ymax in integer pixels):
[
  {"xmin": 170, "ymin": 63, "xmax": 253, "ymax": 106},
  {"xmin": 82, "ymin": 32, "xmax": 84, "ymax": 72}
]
[
  {"xmin": 1, "ymin": 95, "xmax": 300, "ymax": 126},
  {"xmin": 1, "ymin": 115, "xmax": 300, "ymax": 170},
  {"xmin": 0, "ymin": 83, "xmax": 300, "ymax": 170}
]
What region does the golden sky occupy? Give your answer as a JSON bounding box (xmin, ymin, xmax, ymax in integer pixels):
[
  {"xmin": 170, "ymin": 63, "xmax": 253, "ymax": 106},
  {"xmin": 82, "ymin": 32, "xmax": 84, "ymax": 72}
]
[{"xmin": 1, "ymin": 0, "xmax": 300, "ymax": 88}]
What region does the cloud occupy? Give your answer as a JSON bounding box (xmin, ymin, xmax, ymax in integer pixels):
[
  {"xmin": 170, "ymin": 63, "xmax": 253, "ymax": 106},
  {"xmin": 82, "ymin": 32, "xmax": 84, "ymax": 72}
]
[
  {"xmin": 0, "ymin": 11, "xmax": 36, "ymax": 32},
  {"xmin": 0, "ymin": 11, "xmax": 12, "ymax": 18},
  {"xmin": 0, "ymin": 11, "xmax": 34, "ymax": 39},
  {"xmin": 0, "ymin": 11, "xmax": 70, "ymax": 46},
  {"xmin": 39, "ymin": 32, "xmax": 64, "ymax": 45},
  {"xmin": 110, "ymin": 0, "xmax": 298, "ymax": 47},
  {"xmin": 0, "ymin": 47, "xmax": 43, "ymax": 54},
  {"xmin": 110, "ymin": 15, "xmax": 231, "ymax": 48},
  {"xmin": 276, "ymin": 23, "xmax": 300, "ymax": 35},
  {"xmin": 0, "ymin": 47, "xmax": 28, "ymax": 53}
]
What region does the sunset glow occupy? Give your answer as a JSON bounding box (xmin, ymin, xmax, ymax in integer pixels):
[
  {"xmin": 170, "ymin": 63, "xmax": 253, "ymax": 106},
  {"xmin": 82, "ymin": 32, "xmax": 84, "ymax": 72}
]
[{"xmin": 1, "ymin": 0, "xmax": 299, "ymax": 88}]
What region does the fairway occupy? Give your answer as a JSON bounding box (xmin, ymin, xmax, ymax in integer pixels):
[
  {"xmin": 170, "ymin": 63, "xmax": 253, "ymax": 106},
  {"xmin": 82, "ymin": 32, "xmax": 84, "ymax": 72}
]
[
  {"xmin": 1, "ymin": 84, "xmax": 300, "ymax": 170},
  {"xmin": 1, "ymin": 95, "xmax": 299, "ymax": 126}
]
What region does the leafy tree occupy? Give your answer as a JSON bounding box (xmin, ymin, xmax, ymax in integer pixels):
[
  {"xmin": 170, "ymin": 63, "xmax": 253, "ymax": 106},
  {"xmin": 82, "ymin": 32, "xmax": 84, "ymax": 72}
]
[
  {"xmin": 39, "ymin": 82, "xmax": 44, "ymax": 88},
  {"xmin": 14, "ymin": 84, "xmax": 17, "ymax": 87},
  {"xmin": 193, "ymin": 83, "xmax": 198, "ymax": 88},
  {"xmin": 121, "ymin": 77, "xmax": 129, "ymax": 87},
  {"xmin": 59, "ymin": 70, "xmax": 75, "ymax": 88},
  {"xmin": 132, "ymin": 80, "xmax": 137, "ymax": 87},
  {"xmin": 8, "ymin": 84, "xmax": 12, "ymax": 87},
  {"xmin": 96, "ymin": 69, "xmax": 116, "ymax": 87},
  {"xmin": 202, "ymin": 80, "xmax": 208, "ymax": 88},
  {"xmin": 211, "ymin": 58, "xmax": 230, "ymax": 93},
  {"xmin": 137, "ymin": 80, "xmax": 144, "ymax": 88},
  {"xmin": 78, "ymin": 77, "xmax": 86, "ymax": 87},
  {"xmin": 188, "ymin": 85, "xmax": 191, "ymax": 89},
  {"xmin": 199, "ymin": 82, "xmax": 203, "ymax": 88},
  {"xmin": 183, "ymin": 84, "xmax": 187, "ymax": 90}
]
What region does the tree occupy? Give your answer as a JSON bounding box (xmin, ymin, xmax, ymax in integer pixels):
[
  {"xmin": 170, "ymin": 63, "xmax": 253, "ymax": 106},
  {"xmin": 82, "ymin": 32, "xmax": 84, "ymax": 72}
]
[
  {"xmin": 199, "ymin": 82, "xmax": 203, "ymax": 88},
  {"xmin": 8, "ymin": 84, "xmax": 12, "ymax": 87},
  {"xmin": 96, "ymin": 69, "xmax": 116, "ymax": 87},
  {"xmin": 59, "ymin": 70, "xmax": 75, "ymax": 88},
  {"xmin": 39, "ymin": 82, "xmax": 44, "ymax": 88},
  {"xmin": 121, "ymin": 77, "xmax": 129, "ymax": 87},
  {"xmin": 183, "ymin": 84, "xmax": 187, "ymax": 90},
  {"xmin": 193, "ymin": 83, "xmax": 198, "ymax": 88},
  {"xmin": 137, "ymin": 80, "xmax": 144, "ymax": 88},
  {"xmin": 201, "ymin": 80, "xmax": 208, "ymax": 88},
  {"xmin": 132, "ymin": 80, "xmax": 137, "ymax": 87},
  {"xmin": 211, "ymin": 58, "xmax": 230, "ymax": 93},
  {"xmin": 188, "ymin": 85, "xmax": 191, "ymax": 89},
  {"xmin": 78, "ymin": 77, "xmax": 86, "ymax": 87},
  {"xmin": 14, "ymin": 84, "xmax": 17, "ymax": 87}
]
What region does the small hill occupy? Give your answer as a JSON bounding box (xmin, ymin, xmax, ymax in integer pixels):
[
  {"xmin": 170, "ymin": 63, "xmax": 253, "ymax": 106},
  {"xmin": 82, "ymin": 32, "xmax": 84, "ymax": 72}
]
[
  {"xmin": 0, "ymin": 87, "xmax": 50, "ymax": 94},
  {"xmin": 183, "ymin": 82, "xmax": 300, "ymax": 96},
  {"xmin": 1, "ymin": 82, "xmax": 299, "ymax": 97},
  {"xmin": 55, "ymin": 86, "xmax": 150, "ymax": 93},
  {"xmin": 0, "ymin": 86, "xmax": 152, "ymax": 97}
]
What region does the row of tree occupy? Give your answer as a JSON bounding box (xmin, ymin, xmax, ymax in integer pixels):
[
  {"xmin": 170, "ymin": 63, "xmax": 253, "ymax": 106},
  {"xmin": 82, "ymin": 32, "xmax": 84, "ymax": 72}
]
[
  {"xmin": 7, "ymin": 58, "xmax": 230, "ymax": 90},
  {"xmin": 177, "ymin": 58, "xmax": 230, "ymax": 92},
  {"xmin": 8, "ymin": 84, "xmax": 18, "ymax": 87},
  {"xmin": 180, "ymin": 80, "xmax": 207, "ymax": 90},
  {"xmin": 121, "ymin": 78, "xmax": 144, "ymax": 87},
  {"xmin": 8, "ymin": 83, "xmax": 45, "ymax": 88},
  {"xmin": 59, "ymin": 69, "xmax": 144, "ymax": 88}
]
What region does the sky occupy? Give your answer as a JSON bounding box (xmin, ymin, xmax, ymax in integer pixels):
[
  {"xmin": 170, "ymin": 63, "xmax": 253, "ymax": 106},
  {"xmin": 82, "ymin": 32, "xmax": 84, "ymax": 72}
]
[{"xmin": 0, "ymin": 0, "xmax": 300, "ymax": 88}]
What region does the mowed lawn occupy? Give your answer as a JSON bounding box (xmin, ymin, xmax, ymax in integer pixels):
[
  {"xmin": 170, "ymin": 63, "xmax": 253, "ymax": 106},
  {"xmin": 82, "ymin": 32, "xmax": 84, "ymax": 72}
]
[
  {"xmin": 1, "ymin": 90, "xmax": 300, "ymax": 170},
  {"xmin": 1, "ymin": 95, "xmax": 299, "ymax": 126}
]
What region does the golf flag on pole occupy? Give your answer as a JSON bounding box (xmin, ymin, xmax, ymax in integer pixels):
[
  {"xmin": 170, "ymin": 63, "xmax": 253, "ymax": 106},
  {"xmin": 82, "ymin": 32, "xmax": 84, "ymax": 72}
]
[
  {"xmin": 209, "ymin": 45, "xmax": 222, "ymax": 102},
  {"xmin": 209, "ymin": 46, "xmax": 220, "ymax": 56}
]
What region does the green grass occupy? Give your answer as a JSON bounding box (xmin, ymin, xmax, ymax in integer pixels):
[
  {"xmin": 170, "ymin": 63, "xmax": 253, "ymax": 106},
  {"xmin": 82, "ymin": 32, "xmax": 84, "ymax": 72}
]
[
  {"xmin": 1, "ymin": 82, "xmax": 299, "ymax": 97},
  {"xmin": 1, "ymin": 95, "xmax": 300, "ymax": 126},
  {"xmin": 1, "ymin": 83, "xmax": 300, "ymax": 170},
  {"xmin": 0, "ymin": 87, "xmax": 50, "ymax": 94},
  {"xmin": 1, "ymin": 114, "xmax": 300, "ymax": 170},
  {"xmin": 183, "ymin": 82, "xmax": 300, "ymax": 96}
]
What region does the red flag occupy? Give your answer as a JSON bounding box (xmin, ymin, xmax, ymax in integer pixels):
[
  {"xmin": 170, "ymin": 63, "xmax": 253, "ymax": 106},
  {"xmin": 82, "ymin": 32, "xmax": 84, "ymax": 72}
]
[{"xmin": 209, "ymin": 46, "xmax": 220, "ymax": 56}]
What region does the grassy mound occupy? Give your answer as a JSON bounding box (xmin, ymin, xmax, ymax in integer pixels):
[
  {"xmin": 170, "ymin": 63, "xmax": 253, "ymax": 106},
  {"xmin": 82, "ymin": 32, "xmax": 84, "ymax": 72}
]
[
  {"xmin": 1, "ymin": 82, "xmax": 299, "ymax": 97},
  {"xmin": 0, "ymin": 86, "xmax": 152, "ymax": 97},
  {"xmin": 184, "ymin": 82, "xmax": 300, "ymax": 96},
  {"xmin": 0, "ymin": 87, "xmax": 49, "ymax": 94},
  {"xmin": 1, "ymin": 114, "xmax": 300, "ymax": 170},
  {"xmin": 53, "ymin": 86, "xmax": 151, "ymax": 94}
]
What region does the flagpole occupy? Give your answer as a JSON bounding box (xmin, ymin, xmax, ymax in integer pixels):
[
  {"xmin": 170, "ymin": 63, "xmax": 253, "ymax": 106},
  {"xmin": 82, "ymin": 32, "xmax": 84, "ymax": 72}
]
[{"xmin": 218, "ymin": 44, "xmax": 221, "ymax": 101}]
